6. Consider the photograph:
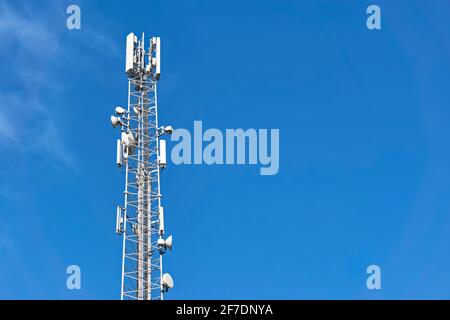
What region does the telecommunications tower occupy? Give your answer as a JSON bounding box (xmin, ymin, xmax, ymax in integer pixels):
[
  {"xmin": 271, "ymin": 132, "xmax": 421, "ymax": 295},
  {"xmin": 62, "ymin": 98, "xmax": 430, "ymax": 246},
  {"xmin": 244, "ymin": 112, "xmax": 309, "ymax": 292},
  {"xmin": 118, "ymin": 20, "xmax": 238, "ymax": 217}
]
[{"xmin": 111, "ymin": 32, "xmax": 174, "ymax": 300}]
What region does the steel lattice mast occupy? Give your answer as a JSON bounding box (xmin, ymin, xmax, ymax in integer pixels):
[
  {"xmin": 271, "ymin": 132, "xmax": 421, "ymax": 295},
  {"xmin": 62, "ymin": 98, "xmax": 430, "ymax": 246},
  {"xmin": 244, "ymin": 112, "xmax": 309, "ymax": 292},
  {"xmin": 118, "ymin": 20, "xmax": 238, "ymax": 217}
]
[{"xmin": 112, "ymin": 33, "xmax": 174, "ymax": 300}]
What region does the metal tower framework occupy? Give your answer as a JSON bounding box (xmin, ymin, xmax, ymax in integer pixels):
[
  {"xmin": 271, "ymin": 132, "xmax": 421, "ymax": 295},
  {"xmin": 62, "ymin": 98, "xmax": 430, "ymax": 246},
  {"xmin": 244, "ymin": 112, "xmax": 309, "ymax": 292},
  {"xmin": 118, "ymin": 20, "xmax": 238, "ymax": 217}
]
[{"xmin": 112, "ymin": 32, "xmax": 173, "ymax": 300}]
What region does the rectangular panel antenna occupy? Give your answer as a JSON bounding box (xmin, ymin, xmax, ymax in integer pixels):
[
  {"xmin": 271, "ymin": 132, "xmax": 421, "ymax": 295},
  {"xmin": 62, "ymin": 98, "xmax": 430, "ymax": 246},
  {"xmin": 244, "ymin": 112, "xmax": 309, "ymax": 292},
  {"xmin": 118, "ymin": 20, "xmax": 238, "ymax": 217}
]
[
  {"xmin": 159, "ymin": 139, "xmax": 166, "ymax": 167},
  {"xmin": 125, "ymin": 33, "xmax": 135, "ymax": 74},
  {"xmin": 116, "ymin": 206, "xmax": 123, "ymax": 234},
  {"xmin": 159, "ymin": 206, "xmax": 165, "ymax": 235},
  {"xmin": 116, "ymin": 139, "xmax": 123, "ymax": 167},
  {"xmin": 155, "ymin": 37, "xmax": 161, "ymax": 79}
]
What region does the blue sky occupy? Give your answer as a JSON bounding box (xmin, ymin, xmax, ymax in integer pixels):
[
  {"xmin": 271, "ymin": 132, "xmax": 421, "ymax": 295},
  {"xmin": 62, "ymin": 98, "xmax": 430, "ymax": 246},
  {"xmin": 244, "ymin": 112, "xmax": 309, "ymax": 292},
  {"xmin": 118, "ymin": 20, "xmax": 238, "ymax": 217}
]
[{"xmin": 1, "ymin": 0, "xmax": 450, "ymax": 299}]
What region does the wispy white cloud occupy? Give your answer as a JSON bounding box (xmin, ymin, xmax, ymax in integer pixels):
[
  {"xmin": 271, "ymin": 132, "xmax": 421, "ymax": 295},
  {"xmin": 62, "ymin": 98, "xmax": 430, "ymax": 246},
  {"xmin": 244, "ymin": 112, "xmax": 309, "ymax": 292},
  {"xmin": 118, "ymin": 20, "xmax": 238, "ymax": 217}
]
[
  {"xmin": 0, "ymin": 2, "xmax": 58, "ymax": 52},
  {"xmin": 0, "ymin": 1, "xmax": 118, "ymax": 169},
  {"xmin": 0, "ymin": 1, "xmax": 73, "ymax": 168}
]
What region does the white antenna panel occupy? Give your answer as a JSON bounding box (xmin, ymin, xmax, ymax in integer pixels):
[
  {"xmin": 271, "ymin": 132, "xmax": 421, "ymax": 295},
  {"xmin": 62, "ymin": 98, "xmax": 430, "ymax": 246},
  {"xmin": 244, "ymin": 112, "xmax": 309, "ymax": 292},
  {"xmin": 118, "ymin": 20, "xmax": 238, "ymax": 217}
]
[
  {"xmin": 159, "ymin": 139, "xmax": 167, "ymax": 167},
  {"xmin": 155, "ymin": 37, "xmax": 161, "ymax": 79},
  {"xmin": 125, "ymin": 32, "xmax": 135, "ymax": 74},
  {"xmin": 116, "ymin": 206, "xmax": 123, "ymax": 234},
  {"xmin": 159, "ymin": 206, "xmax": 164, "ymax": 235},
  {"xmin": 116, "ymin": 139, "xmax": 123, "ymax": 167}
]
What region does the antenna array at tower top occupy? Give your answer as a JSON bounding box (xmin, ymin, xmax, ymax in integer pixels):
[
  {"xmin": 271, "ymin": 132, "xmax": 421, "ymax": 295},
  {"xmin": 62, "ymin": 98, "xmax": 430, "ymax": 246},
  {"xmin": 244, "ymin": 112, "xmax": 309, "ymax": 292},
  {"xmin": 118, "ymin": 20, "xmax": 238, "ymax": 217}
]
[{"xmin": 125, "ymin": 32, "xmax": 160, "ymax": 80}]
